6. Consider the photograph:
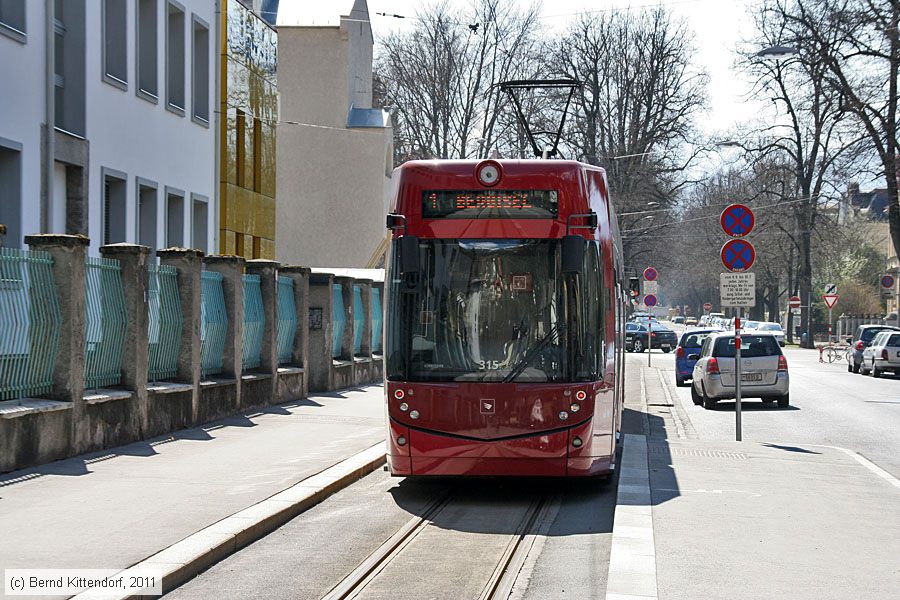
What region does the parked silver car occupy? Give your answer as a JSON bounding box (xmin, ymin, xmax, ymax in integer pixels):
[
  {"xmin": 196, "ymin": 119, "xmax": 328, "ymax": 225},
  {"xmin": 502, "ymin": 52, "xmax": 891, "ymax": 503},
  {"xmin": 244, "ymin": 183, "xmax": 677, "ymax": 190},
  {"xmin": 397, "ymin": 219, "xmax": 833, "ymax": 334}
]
[
  {"xmin": 860, "ymin": 331, "xmax": 900, "ymax": 377},
  {"xmin": 689, "ymin": 332, "xmax": 790, "ymax": 409}
]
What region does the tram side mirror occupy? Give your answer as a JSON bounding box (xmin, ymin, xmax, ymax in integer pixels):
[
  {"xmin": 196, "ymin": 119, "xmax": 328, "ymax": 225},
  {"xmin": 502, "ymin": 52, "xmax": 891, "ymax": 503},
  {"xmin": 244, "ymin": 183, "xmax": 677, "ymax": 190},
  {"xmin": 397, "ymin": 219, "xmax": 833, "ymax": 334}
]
[
  {"xmin": 562, "ymin": 235, "xmax": 586, "ymax": 274},
  {"xmin": 628, "ymin": 276, "xmax": 641, "ymax": 297},
  {"xmin": 399, "ymin": 235, "xmax": 420, "ymax": 275}
]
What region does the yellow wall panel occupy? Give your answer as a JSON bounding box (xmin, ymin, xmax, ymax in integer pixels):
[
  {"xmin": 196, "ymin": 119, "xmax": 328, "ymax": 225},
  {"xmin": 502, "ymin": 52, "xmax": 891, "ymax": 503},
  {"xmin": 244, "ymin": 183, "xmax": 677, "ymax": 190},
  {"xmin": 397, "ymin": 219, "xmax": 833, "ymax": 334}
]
[
  {"xmin": 222, "ymin": 229, "xmax": 236, "ymax": 255},
  {"xmin": 259, "ymin": 238, "xmax": 276, "ymax": 260}
]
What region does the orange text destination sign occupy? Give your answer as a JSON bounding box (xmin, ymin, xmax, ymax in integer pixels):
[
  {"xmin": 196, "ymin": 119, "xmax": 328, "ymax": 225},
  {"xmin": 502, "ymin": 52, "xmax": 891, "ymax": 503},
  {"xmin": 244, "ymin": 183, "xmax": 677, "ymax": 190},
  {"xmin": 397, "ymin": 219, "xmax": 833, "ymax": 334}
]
[{"xmin": 423, "ymin": 190, "xmax": 559, "ymax": 219}]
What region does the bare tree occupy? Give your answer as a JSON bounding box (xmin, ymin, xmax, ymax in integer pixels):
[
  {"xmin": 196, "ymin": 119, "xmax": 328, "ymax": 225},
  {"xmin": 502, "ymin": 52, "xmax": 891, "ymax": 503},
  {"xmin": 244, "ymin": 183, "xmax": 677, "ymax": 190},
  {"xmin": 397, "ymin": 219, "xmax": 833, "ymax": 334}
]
[
  {"xmin": 376, "ymin": 0, "xmax": 542, "ymax": 161},
  {"xmin": 734, "ymin": 5, "xmax": 865, "ymax": 346},
  {"xmin": 769, "ymin": 0, "xmax": 900, "ymax": 279},
  {"xmin": 547, "ymin": 8, "xmax": 709, "ymax": 266}
]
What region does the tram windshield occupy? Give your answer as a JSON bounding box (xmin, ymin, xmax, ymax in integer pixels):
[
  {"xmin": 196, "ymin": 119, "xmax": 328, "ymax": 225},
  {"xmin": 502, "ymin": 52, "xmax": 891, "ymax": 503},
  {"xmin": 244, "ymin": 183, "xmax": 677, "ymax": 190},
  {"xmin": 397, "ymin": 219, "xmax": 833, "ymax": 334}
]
[{"xmin": 386, "ymin": 239, "xmax": 602, "ymax": 383}]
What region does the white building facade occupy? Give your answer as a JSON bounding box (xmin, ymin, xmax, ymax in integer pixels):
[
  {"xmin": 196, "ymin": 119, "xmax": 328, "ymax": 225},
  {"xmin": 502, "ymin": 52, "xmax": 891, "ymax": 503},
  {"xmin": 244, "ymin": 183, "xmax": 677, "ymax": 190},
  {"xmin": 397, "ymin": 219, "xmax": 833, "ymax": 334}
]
[{"xmin": 0, "ymin": 0, "xmax": 217, "ymax": 255}]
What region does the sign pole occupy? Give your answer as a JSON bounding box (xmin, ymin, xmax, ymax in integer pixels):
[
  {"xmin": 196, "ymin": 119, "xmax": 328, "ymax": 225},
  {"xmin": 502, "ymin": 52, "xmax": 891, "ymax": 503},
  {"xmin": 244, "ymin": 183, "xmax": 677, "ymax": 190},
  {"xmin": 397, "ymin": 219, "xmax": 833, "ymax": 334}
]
[
  {"xmin": 828, "ymin": 307, "xmax": 833, "ymax": 342},
  {"xmin": 735, "ymin": 311, "xmax": 742, "ymax": 442},
  {"xmin": 648, "ymin": 316, "xmax": 652, "ymax": 367}
]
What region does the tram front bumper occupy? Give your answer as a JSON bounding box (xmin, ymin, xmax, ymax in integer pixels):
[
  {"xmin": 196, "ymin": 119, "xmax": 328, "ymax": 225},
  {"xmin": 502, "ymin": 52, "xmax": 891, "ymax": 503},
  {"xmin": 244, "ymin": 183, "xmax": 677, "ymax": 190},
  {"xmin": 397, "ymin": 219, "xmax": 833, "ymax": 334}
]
[{"xmin": 387, "ymin": 418, "xmax": 614, "ymax": 477}]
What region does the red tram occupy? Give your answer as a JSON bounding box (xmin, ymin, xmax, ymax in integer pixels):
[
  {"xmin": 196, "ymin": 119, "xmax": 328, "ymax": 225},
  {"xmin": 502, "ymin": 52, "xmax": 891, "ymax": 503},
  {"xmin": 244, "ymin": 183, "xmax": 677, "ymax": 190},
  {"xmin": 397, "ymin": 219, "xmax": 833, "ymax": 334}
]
[{"xmin": 384, "ymin": 159, "xmax": 626, "ymax": 477}]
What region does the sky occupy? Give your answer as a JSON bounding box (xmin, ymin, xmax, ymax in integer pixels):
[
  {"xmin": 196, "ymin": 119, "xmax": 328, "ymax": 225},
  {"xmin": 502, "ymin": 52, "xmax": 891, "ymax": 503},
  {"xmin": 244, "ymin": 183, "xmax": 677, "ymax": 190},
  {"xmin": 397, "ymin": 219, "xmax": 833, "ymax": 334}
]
[{"xmin": 367, "ymin": 0, "xmax": 768, "ymax": 139}]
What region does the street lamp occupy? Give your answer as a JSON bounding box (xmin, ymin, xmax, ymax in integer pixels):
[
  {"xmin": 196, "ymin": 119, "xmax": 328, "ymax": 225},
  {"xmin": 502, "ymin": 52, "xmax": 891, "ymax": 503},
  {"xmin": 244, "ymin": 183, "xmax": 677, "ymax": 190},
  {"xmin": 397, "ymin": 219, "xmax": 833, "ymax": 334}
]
[{"xmin": 756, "ymin": 45, "xmax": 799, "ymax": 60}]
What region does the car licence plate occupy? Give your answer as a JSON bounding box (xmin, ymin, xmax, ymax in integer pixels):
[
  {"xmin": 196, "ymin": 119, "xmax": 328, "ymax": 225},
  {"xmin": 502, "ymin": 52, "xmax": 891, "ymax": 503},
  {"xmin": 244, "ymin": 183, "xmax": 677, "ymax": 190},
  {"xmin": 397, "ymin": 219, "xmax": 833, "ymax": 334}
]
[{"xmin": 741, "ymin": 373, "xmax": 763, "ymax": 382}]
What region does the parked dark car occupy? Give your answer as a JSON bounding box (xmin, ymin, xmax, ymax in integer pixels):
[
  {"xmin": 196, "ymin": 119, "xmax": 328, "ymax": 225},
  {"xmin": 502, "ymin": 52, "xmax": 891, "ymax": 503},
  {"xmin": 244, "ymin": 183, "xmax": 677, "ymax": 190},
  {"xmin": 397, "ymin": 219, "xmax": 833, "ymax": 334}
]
[
  {"xmin": 674, "ymin": 328, "xmax": 721, "ymax": 387},
  {"xmin": 626, "ymin": 322, "xmax": 678, "ymax": 353},
  {"xmin": 847, "ymin": 324, "xmax": 900, "ymax": 373}
]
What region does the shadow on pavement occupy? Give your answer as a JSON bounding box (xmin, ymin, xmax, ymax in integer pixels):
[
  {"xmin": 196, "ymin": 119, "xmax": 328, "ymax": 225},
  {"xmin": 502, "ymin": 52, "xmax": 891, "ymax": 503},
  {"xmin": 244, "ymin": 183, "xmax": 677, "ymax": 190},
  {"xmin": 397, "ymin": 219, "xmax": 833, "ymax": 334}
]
[
  {"xmin": 705, "ymin": 401, "xmax": 800, "ymax": 412},
  {"xmin": 762, "ymin": 443, "xmax": 821, "ymax": 454}
]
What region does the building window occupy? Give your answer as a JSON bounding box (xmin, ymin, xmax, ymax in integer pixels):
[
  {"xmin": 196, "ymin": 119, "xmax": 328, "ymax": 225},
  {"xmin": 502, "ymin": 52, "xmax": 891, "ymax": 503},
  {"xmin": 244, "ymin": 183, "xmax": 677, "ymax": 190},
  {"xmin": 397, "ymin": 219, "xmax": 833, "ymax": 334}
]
[
  {"xmin": 102, "ymin": 168, "xmax": 127, "ymax": 245},
  {"xmin": 136, "ymin": 0, "xmax": 158, "ymax": 102},
  {"xmin": 191, "ymin": 194, "xmax": 208, "ymax": 252},
  {"xmin": 236, "ymin": 109, "xmax": 246, "ymax": 187},
  {"xmin": 54, "ymin": 0, "xmax": 86, "ymax": 136},
  {"xmin": 102, "ymin": 0, "xmax": 127, "ymax": 88},
  {"xmin": 165, "ymin": 1, "xmax": 184, "ymax": 114},
  {"xmin": 165, "ymin": 187, "xmax": 184, "ymax": 247},
  {"xmin": 0, "ymin": 142, "xmax": 22, "ymax": 248},
  {"xmin": 253, "ymin": 118, "xmax": 262, "ymax": 193},
  {"xmin": 0, "ymin": 0, "xmax": 26, "ymax": 42},
  {"xmin": 191, "ymin": 14, "xmax": 209, "ymax": 125},
  {"xmin": 137, "ymin": 179, "xmax": 158, "ymax": 252}
]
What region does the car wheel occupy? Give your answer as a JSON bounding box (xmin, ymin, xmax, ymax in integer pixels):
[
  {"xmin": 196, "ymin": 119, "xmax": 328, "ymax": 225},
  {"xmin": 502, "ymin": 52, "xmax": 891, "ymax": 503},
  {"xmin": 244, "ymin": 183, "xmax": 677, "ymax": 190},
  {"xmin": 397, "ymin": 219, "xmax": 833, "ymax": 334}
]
[
  {"xmin": 777, "ymin": 393, "xmax": 790, "ymax": 408},
  {"xmin": 702, "ymin": 385, "xmax": 717, "ymax": 410},
  {"xmin": 873, "ymin": 362, "xmax": 882, "ymax": 378},
  {"xmin": 861, "ymin": 362, "xmax": 870, "ymax": 375},
  {"xmin": 633, "ymin": 339, "xmax": 644, "ymax": 353},
  {"xmin": 675, "ymin": 376, "xmax": 687, "ymax": 387},
  {"xmin": 690, "ymin": 382, "xmax": 702, "ymax": 405},
  {"xmin": 852, "ymin": 362, "xmax": 860, "ymax": 374},
  {"xmin": 662, "ymin": 348, "xmax": 672, "ymax": 353},
  {"xmin": 847, "ymin": 362, "xmax": 853, "ymax": 373},
  {"xmin": 762, "ymin": 397, "xmax": 776, "ymax": 404}
]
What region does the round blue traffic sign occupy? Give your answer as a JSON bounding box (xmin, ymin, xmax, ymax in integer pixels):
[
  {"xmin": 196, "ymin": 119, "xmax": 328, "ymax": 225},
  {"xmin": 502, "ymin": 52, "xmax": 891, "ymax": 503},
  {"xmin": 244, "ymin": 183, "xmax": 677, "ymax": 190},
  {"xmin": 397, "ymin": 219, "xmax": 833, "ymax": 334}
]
[
  {"xmin": 644, "ymin": 294, "xmax": 658, "ymax": 307},
  {"xmin": 643, "ymin": 267, "xmax": 658, "ymax": 281},
  {"xmin": 721, "ymin": 239, "xmax": 756, "ymax": 272},
  {"xmin": 721, "ymin": 204, "xmax": 755, "ymax": 237},
  {"xmin": 881, "ymin": 274, "xmax": 895, "ymax": 289}
]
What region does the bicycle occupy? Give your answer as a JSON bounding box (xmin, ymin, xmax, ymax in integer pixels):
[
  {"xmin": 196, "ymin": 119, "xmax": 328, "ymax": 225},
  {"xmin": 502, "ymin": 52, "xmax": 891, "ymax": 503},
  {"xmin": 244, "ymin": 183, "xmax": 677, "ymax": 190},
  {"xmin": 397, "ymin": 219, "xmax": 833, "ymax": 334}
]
[{"xmin": 822, "ymin": 344, "xmax": 850, "ymax": 364}]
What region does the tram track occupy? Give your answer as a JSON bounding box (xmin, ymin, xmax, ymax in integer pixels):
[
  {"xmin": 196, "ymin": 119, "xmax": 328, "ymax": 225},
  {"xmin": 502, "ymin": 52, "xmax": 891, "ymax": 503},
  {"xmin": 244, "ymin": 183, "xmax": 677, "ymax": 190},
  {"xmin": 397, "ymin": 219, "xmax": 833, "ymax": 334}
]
[{"xmin": 321, "ymin": 490, "xmax": 562, "ymax": 600}]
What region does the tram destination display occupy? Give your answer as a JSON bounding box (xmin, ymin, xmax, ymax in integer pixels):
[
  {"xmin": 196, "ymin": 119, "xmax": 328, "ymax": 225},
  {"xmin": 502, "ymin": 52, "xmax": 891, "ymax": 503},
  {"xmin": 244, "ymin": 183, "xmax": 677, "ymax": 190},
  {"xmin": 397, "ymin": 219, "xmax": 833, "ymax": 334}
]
[{"xmin": 423, "ymin": 190, "xmax": 559, "ymax": 219}]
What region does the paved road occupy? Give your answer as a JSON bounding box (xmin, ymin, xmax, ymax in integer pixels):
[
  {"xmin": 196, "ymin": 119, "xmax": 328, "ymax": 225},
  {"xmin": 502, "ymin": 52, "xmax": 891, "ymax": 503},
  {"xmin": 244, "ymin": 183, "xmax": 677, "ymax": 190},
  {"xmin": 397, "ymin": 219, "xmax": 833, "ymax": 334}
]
[
  {"xmin": 166, "ymin": 471, "xmax": 617, "ymax": 599},
  {"xmin": 641, "ymin": 341, "xmax": 900, "ymax": 478}
]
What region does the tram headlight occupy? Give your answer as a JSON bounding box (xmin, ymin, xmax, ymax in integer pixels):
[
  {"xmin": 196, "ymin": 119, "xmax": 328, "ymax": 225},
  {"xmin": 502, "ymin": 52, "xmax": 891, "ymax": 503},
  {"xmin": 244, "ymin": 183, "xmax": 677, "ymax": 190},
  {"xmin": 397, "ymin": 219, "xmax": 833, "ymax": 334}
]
[
  {"xmin": 575, "ymin": 390, "xmax": 587, "ymax": 401},
  {"xmin": 476, "ymin": 161, "xmax": 502, "ymax": 187},
  {"xmin": 394, "ymin": 389, "xmax": 405, "ymax": 400},
  {"xmin": 399, "ymin": 402, "xmax": 409, "ymax": 412},
  {"xmin": 559, "ymin": 411, "xmax": 569, "ymax": 421},
  {"xmin": 409, "ymin": 410, "xmax": 420, "ymax": 420},
  {"xmin": 572, "ymin": 437, "xmax": 583, "ymax": 448},
  {"xmin": 396, "ymin": 436, "xmax": 407, "ymax": 446},
  {"xmin": 570, "ymin": 403, "xmax": 581, "ymax": 413}
]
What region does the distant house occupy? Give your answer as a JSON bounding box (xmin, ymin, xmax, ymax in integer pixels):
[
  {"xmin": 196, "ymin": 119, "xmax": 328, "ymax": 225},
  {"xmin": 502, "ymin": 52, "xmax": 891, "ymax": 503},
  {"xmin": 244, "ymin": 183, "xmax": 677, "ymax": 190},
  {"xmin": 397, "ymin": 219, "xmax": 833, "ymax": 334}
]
[
  {"xmin": 274, "ymin": 0, "xmax": 393, "ymax": 269},
  {"xmin": 843, "ymin": 183, "xmax": 890, "ymax": 222}
]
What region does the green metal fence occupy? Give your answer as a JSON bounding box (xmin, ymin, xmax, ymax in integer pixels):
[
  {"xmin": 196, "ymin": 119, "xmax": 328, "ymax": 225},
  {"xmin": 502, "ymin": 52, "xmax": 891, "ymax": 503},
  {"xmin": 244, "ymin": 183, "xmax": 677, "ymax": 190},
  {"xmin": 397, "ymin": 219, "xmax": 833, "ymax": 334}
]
[
  {"xmin": 371, "ymin": 287, "xmax": 383, "ymax": 353},
  {"xmin": 200, "ymin": 271, "xmax": 228, "ymax": 377},
  {"xmin": 332, "ymin": 283, "xmax": 345, "ymax": 358},
  {"xmin": 353, "ymin": 284, "xmax": 364, "ymax": 355},
  {"xmin": 242, "ymin": 274, "xmax": 264, "ymax": 370},
  {"xmin": 276, "ymin": 276, "xmax": 297, "ymax": 365},
  {"xmin": 84, "ymin": 256, "xmax": 128, "ymax": 389},
  {"xmin": 148, "ymin": 264, "xmax": 183, "ymax": 381},
  {"xmin": 0, "ymin": 248, "xmax": 62, "ymax": 401}
]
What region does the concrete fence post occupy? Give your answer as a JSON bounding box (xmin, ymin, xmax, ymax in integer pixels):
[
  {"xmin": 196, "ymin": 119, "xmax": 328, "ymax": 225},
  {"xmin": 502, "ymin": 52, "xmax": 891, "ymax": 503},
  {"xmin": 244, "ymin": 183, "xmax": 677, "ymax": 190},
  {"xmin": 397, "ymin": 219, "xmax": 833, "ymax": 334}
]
[
  {"xmin": 157, "ymin": 248, "xmax": 204, "ymax": 423},
  {"xmin": 24, "ymin": 235, "xmax": 89, "ymax": 434},
  {"xmin": 100, "ymin": 243, "xmax": 151, "ymax": 435},
  {"xmin": 308, "ymin": 272, "xmax": 334, "ymax": 392}
]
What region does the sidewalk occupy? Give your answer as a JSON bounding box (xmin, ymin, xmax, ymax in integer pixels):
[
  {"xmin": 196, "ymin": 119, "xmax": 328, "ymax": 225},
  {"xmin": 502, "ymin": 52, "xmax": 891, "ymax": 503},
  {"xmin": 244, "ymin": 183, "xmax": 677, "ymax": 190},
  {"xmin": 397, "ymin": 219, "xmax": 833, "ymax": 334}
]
[
  {"xmin": 607, "ymin": 359, "xmax": 900, "ymax": 600},
  {"xmin": 0, "ymin": 386, "xmax": 386, "ymax": 579}
]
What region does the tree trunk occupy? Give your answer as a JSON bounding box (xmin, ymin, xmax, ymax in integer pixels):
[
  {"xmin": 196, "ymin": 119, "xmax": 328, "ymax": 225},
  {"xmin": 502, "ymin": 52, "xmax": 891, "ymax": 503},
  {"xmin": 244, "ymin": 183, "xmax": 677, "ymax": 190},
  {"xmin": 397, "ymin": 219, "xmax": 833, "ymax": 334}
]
[{"xmin": 798, "ymin": 203, "xmax": 814, "ymax": 349}]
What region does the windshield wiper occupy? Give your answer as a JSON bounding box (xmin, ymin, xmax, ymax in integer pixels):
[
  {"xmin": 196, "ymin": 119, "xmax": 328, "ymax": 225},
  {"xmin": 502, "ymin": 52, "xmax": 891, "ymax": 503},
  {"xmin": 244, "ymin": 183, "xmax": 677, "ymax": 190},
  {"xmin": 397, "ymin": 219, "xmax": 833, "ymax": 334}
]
[{"xmin": 502, "ymin": 322, "xmax": 564, "ymax": 383}]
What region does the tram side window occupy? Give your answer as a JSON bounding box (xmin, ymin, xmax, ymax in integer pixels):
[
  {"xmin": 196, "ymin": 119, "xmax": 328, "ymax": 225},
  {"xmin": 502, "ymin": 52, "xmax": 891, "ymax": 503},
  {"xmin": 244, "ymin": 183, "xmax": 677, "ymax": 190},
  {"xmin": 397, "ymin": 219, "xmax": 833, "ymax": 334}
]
[{"xmin": 576, "ymin": 241, "xmax": 601, "ymax": 380}]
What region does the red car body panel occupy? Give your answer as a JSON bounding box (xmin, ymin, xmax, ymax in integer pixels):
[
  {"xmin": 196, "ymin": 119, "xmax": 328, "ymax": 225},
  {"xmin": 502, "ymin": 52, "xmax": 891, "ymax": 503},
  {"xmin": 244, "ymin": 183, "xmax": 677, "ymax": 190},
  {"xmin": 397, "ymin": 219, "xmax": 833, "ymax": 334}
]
[{"xmin": 385, "ymin": 160, "xmax": 623, "ymax": 477}]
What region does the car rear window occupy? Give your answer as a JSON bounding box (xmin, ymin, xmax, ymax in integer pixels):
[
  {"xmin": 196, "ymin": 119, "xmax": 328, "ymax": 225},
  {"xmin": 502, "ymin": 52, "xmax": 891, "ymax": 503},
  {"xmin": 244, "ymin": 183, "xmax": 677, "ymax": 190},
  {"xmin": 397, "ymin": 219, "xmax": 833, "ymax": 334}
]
[
  {"xmin": 861, "ymin": 327, "xmax": 890, "ymax": 342},
  {"xmin": 713, "ymin": 336, "xmax": 782, "ymax": 358},
  {"xmin": 887, "ymin": 334, "xmax": 900, "ymax": 346},
  {"xmin": 760, "ymin": 323, "xmax": 782, "ymax": 331},
  {"xmin": 680, "ymin": 331, "xmax": 713, "ymax": 348}
]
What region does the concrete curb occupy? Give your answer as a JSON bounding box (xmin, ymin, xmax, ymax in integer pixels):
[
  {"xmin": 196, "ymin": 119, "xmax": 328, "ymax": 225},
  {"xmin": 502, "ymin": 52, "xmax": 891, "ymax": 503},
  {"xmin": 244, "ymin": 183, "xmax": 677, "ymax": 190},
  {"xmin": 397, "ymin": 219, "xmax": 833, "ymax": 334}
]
[
  {"xmin": 605, "ymin": 433, "xmax": 658, "ymax": 600},
  {"xmin": 73, "ymin": 443, "xmax": 386, "ymax": 599}
]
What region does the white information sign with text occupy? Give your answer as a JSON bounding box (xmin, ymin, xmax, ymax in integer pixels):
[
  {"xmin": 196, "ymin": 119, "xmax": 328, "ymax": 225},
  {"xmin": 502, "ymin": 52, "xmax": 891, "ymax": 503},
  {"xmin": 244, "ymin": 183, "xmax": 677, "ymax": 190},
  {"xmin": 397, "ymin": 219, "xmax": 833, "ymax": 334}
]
[
  {"xmin": 642, "ymin": 280, "xmax": 659, "ymax": 295},
  {"xmin": 720, "ymin": 272, "xmax": 756, "ymax": 307}
]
